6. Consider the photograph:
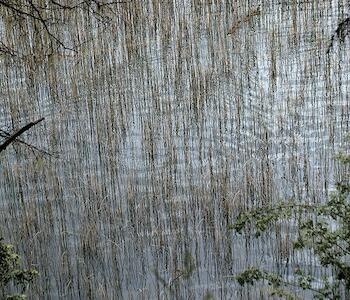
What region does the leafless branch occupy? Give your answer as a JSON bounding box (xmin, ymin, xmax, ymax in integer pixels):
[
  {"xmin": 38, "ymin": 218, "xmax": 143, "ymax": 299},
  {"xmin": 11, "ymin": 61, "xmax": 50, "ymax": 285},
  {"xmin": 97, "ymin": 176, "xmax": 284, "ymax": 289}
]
[
  {"xmin": 327, "ymin": 17, "xmax": 350, "ymax": 54},
  {"xmin": 0, "ymin": 128, "xmax": 51, "ymax": 156},
  {"xmin": 0, "ymin": 118, "xmax": 45, "ymax": 153},
  {"xmin": 0, "ymin": 0, "xmax": 131, "ymax": 55}
]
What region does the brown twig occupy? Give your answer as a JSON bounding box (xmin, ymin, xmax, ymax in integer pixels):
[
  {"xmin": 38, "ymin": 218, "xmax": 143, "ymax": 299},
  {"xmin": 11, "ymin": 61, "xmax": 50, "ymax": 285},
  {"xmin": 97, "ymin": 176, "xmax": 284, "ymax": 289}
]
[{"xmin": 228, "ymin": 7, "xmax": 261, "ymax": 35}]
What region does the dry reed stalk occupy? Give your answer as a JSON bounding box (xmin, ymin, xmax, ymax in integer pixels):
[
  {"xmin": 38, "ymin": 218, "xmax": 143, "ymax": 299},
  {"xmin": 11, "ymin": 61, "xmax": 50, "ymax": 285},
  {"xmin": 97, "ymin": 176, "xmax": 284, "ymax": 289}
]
[{"xmin": 0, "ymin": 0, "xmax": 349, "ymax": 298}]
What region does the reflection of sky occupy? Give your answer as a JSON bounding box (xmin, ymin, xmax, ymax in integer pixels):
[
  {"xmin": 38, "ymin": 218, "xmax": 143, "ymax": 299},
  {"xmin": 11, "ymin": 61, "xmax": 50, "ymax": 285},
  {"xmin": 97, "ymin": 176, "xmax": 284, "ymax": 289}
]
[{"xmin": 0, "ymin": 1, "xmax": 350, "ymax": 298}]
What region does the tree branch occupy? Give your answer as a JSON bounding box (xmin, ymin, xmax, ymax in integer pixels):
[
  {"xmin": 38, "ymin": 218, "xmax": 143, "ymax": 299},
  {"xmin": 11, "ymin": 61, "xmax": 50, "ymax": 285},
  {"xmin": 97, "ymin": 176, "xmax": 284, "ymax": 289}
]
[
  {"xmin": 0, "ymin": 118, "xmax": 45, "ymax": 153},
  {"xmin": 0, "ymin": 128, "xmax": 51, "ymax": 156}
]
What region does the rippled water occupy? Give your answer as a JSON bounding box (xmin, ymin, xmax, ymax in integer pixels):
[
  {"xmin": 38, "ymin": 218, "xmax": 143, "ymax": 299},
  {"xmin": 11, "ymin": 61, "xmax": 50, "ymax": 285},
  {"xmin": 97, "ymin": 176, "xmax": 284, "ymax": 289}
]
[{"xmin": 0, "ymin": 0, "xmax": 350, "ymax": 298}]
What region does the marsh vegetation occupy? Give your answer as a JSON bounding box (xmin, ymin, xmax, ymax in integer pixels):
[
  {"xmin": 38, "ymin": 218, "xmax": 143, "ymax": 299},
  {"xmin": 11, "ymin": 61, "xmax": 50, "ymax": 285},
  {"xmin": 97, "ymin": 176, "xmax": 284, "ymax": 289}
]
[{"xmin": 0, "ymin": 0, "xmax": 349, "ymax": 298}]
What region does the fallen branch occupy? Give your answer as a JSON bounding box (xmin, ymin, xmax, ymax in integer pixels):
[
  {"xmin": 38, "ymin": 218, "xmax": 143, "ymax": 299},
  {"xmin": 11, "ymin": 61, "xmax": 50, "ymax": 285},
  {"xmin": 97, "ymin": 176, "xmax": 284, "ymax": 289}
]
[
  {"xmin": 327, "ymin": 17, "xmax": 350, "ymax": 54},
  {"xmin": 0, "ymin": 118, "xmax": 45, "ymax": 153},
  {"xmin": 0, "ymin": 128, "xmax": 51, "ymax": 156}
]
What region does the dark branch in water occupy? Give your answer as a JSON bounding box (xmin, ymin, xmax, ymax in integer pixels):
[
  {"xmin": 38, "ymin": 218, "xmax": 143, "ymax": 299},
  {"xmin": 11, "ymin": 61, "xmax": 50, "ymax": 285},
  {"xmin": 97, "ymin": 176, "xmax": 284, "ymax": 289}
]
[
  {"xmin": 327, "ymin": 17, "xmax": 350, "ymax": 54},
  {"xmin": 0, "ymin": 118, "xmax": 45, "ymax": 154},
  {"xmin": 0, "ymin": 127, "xmax": 51, "ymax": 156}
]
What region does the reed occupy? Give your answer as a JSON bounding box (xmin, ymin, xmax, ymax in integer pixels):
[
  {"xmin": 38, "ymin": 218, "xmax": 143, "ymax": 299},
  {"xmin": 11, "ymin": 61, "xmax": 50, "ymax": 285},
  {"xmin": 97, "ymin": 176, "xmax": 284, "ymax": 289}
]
[{"xmin": 0, "ymin": 0, "xmax": 349, "ymax": 298}]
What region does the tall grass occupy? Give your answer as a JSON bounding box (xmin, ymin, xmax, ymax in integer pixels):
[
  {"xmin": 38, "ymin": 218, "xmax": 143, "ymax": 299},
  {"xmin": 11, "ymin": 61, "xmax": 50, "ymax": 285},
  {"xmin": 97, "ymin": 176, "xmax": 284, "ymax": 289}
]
[{"xmin": 0, "ymin": 0, "xmax": 349, "ymax": 298}]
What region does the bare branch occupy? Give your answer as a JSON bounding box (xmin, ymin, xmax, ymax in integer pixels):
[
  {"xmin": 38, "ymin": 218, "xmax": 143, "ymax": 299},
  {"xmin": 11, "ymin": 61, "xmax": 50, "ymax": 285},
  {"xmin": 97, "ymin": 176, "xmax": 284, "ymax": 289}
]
[
  {"xmin": 0, "ymin": 0, "xmax": 42, "ymax": 21},
  {"xmin": 25, "ymin": 0, "xmax": 77, "ymax": 52},
  {"xmin": 327, "ymin": 17, "xmax": 350, "ymax": 54},
  {"xmin": 0, "ymin": 0, "xmax": 131, "ymax": 55},
  {"xmin": 0, "ymin": 128, "xmax": 51, "ymax": 156},
  {"xmin": 0, "ymin": 118, "xmax": 45, "ymax": 154},
  {"xmin": 0, "ymin": 40, "xmax": 17, "ymax": 56}
]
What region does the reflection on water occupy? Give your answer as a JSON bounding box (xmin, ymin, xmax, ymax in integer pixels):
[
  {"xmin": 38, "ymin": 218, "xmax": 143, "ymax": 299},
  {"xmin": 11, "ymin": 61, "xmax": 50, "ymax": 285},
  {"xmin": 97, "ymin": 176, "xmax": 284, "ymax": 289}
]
[{"xmin": 0, "ymin": 0, "xmax": 349, "ymax": 298}]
